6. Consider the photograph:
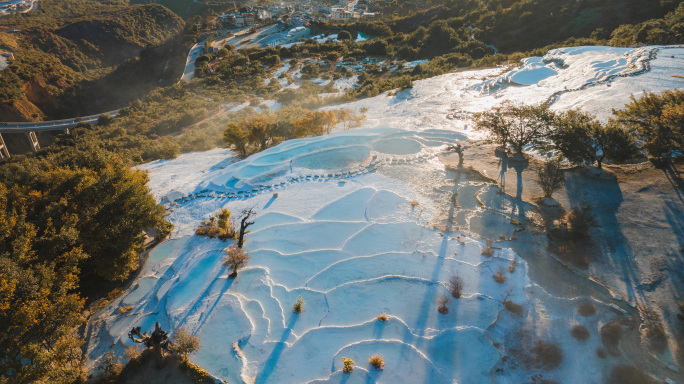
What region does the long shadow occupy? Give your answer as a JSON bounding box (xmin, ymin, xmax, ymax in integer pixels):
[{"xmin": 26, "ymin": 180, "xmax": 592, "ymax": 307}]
[
  {"xmin": 255, "ymin": 314, "xmax": 299, "ymax": 384},
  {"xmin": 209, "ymin": 157, "xmax": 237, "ymax": 172},
  {"xmin": 412, "ymin": 170, "xmax": 463, "ymax": 384},
  {"xmin": 509, "ymin": 160, "xmax": 529, "ymax": 218},
  {"xmin": 263, "ymin": 195, "xmax": 277, "ymax": 209},
  {"xmin": 497, "ymin": 154, "xmax": 509, "ymax": 194},
  {"xmin": 365, "ymin": 367, "xmax": 383, "ymax": 384},
  {"xmin": 372, "ymin": 319, "xmax": 385, "ymax": 340},
  {"xmin": 662, "ymin": 162, "xmax": 684, "ymax": 205},
  {"xmin": 662, "ymin": 200, "xmax": 684, "ymax": 299},
  {"xmin": 564, "ymin": 168, "xmax": 641, "ymax": 301},
  {"xmin": 192, "ymin": 277, "xmax": 235, "ymax": 331}
]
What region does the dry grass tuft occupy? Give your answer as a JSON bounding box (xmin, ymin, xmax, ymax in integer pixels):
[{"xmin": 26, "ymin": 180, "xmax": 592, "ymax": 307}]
[
  {"xmin": 577, "ymin": 301, "xmax": 597, "ymax": 316},
  {"xmin": 530, "ymin": 341, "xmax": 563, "ymax": 370},
  {"xmin": 376, "ymin": 313, "xmax": 388, "ymax": 322},
  {"xmin": 596, "ymin": 348, "xmax": 607, "ymax": 359},
  {"xmin": 600, "ymin": 321, "xmax": 623, "ymax": 356},
  {"xmin": 437, "ymin": 295, "xmax": 450, "ymax": 314},
  {"xmin": 342, "ymin": 357, "xmax": 354, "ymax": 373},
  {"xmin": 196, "ymin": 209, "xmax": 236, "ymax": 241},
  {"xmin": 607, "ymin": 365, "xmax": 656, "ymax": 384},
  {"xmin": 410, "ymin": 201, "xmax": 420, "ymax": 207},
  {"xmin": 447, "ymin": 274, "xmax": 464, "ymax": 298},
  {"xmin": 570, "ymin": 325, "xmax": 590, "ymax": 340},
  {"xmin": 504, "ymin": 300, "xmax": 523, "ymax": 315},
  {"xmin": 493, "ymin": 266, "xmax": 506, "ymax": 283},
  {"xmin": 368, "ymin": 355, "xmax": 384, "ymax": 370},
  {"xmin": 509, "ymin": 258, "xmax": 516, "ymax": 273},
  {"xmin": 481, "ymin": 239, "xmax": 494, "ymax": 256},
  {"xmin": 119, "ymin": 306, "xmax": 133, "ymax": 315},
  {"xmin": 293, "ymin": 296, "xmax": 304, "ymax": 313}
]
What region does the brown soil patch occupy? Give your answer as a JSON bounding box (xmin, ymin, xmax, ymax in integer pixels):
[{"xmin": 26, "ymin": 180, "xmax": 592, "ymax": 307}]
[
  {"xmin": 504, "ymin": 300, "xmax": 523, "ymax": 315},
  {"xmin": 530, "ymin": 341, "xmax": 563, "ymax": 370},
  {"xmin": 596, "ymin": 348, "xmax": 607, "ymax": 358},
  {"xmin": 607, "ymin": 365, "xmax": 656, "ymax": 384},
  {"xmin": 577, "ymin": 301, "xmax": 597, "ymax": 316},
  {"xmin": 645, "ymin": 325, "xmax": 667, "ymax": 354},
  {"xmin": 571, "ymin": 325, "xmax": 590, "ymax": 340},
  {"xmin": 600, "ymin": 321, "xmax": 623, "ymax": 357}
]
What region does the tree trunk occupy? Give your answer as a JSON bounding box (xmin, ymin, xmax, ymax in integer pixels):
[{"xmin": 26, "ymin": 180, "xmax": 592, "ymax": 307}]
[
  {"xmin": 153, "ymin": 344, "xmax": 163, "ymax": 369},
  {"xmin": 597, "ymin": 158, "xmax": 603, "ymax": 169},
  {"xmin": 238, "ymin": 227, "xmax": 246, "ymax": 248}
]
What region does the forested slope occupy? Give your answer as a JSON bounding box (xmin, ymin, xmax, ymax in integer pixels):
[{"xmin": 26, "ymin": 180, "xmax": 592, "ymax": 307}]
[{"xmin": 0, "ymin": 0, "xmax": 186, "ymax": 121}]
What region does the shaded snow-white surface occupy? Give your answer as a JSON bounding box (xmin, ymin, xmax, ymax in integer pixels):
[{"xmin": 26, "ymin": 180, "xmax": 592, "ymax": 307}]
[{"xmin": 86, "ymin": 45, "xmax": 684, "ymax": 383}]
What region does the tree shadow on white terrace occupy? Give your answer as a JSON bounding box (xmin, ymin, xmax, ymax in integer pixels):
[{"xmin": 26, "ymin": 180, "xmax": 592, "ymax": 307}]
[
  {"xmin": 255, "ymin": 314, "xmax": 299, "ymax": 384},
  {"xmin": 400, "ymin": 169, "xmax": 465, "ymax": 384}
]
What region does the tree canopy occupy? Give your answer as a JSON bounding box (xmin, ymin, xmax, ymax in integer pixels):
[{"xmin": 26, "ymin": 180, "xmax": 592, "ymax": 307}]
[
  {"xmin": 0, "ymin": 145, "xmax": 171, "ymax": 383},
  {"xmin": 613, "ymin": 89, "xmax": 684, "ymax": 160}
]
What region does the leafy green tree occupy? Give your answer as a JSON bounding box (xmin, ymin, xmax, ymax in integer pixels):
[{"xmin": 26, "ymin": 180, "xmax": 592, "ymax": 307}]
[
  {"xmin": 338, "ymin": 30, "xmax": 352, "ymax": 41},
  {"xmin": 300, "ymin": 63, "xmax": 320, "ymax": 79},
  {"xmin": 475, "ymin": 102, "xmax": 551, "ymax": 154},
  {"xmin": 552, "ymin": 110, "xmax": 639, "ymax": 169},
  {"xmin": 0, "ymin": 145, "xmax": 170, "ymax": 383},
  {"xmin": 224, "ymin": 122, "xmax": 250, "ymax": 157},
  {"xmin": 601, "ymin": 123, "xmax": 641, "ymax": 165},
  {"xmin": 171, "ymin": 326, "xmax": 201, "ymax": 359},
  {"xmin": 567, "ymin": 202, "xmax": 598, "ymax": 238},
  {"xmin": 613, "ymin": 89, "xmax": 684, "ymax": 160},
  {"xmin": 223, "ymin": 245, "xmax": 250, "ymax": 278},
  {"xmin": 246, "ymin": 115, "xmax": 275, "ymax": 151},
  {"xmin": 97, "ymin": 113, "xmax": 113, "ymax": 126},
  {"xmin": 536, "ymin": 159, "xmax": 565, "ymax": 198}
]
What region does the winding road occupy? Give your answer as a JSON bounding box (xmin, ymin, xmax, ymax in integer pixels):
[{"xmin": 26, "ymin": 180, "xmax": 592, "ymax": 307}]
[{"xmin": 0, "ymin": 110, "xmax": 119, "ymax": 133}]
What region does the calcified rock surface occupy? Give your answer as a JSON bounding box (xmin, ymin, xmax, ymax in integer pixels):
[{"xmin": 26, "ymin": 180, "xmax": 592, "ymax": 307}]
[{"xmin": 85, "ymin": 46, "xmax": 684, "ymax": 384}]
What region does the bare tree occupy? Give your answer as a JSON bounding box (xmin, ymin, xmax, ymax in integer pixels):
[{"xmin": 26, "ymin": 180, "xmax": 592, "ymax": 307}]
[
  {"xmin": 128, "ymin": 322, "xmax": 170, "ymax": 367},
  {"xmin": 237, "ymin": 207, "xmax": 256, "ymax": 248}
]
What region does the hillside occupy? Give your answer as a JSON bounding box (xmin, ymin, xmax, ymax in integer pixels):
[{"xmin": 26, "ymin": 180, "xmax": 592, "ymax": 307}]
[
  {"xmin": 131, "ymin": 0, "xmax": 236, "ymax": 19},
  {"xmin": 1, "ymin": 1, "xmax": 683, "ymax": 383},
  {"xmin": 379, "ymin": 0, "xmax": 680, "ymax": 51},
  {"xmin": 0, "ymin": 1, "xmax": 186, "ymax": 121}
]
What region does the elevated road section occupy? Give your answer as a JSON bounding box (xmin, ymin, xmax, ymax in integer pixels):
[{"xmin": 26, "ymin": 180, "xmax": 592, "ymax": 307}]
[{"xmin": 0, "ymin": 110, "xmax": 119, "ymax": 160}]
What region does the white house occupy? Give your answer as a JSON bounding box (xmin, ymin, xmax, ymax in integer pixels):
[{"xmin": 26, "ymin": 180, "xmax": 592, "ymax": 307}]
[{"xmin": 331, "ymin": 7, "xmax": 353, "ymax": 20}]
